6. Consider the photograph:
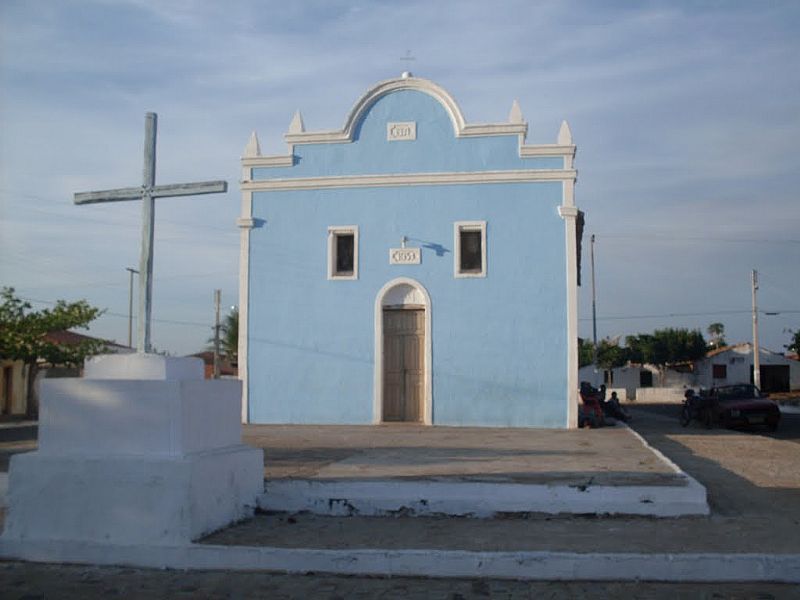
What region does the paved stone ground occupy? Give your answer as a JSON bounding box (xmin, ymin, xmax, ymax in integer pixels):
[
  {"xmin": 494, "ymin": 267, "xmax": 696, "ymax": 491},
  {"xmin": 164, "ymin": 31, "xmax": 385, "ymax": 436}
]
[
  {"xmin": 206, "ymin": 411, "xmax": 800, "ymax": 554},
  {"xmin": 243, "ymin": 423, "xmax": 682, "ymax": 486},
  {"xmin": 1, "ymin": 562, "xmax": 798, "ymax": 599},
  {"xmin": 1, "ymin": 409, "xmax": 799, "ymax": 596}
]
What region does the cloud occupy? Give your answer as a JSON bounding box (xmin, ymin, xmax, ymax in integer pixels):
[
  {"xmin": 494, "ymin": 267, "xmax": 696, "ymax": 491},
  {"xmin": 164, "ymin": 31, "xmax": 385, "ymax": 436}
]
[{"xmin": 2, "ymin": 0, "xmax": 799, "ymax": 354}]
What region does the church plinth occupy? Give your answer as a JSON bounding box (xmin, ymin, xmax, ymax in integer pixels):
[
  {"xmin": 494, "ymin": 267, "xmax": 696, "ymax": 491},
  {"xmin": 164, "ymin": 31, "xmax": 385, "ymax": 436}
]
[{"xmin": 2, "ymin": 354, "xmax": 263, "ymax": 546}]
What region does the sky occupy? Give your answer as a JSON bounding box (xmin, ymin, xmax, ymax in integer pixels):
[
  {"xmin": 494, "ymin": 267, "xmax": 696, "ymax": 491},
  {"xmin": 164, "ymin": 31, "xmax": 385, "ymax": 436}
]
[{"xmin": 1, "ymin": 0, "xmax": 798, "ymax": 357}]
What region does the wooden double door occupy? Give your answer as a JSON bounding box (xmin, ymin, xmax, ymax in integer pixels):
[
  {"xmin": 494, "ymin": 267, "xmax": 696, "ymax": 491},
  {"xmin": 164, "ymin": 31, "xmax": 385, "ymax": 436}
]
[{"xmin": 382, "ymin": 308, "xmax": 424, "ymax": 422}]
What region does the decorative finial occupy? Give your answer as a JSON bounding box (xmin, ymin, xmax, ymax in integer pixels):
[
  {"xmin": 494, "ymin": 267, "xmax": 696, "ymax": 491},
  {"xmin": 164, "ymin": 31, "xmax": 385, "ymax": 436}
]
[
  {"xmin": 558, "ymin": 120, "xmax": 573, "ymax": 145},
  {"xmin": 244, "ymin": 131, "xmax": 261, "ymax": 157},
  {"xmin": 289, "ymin": 110, "xmax": 305, "ymax": 134},
  {"xmin": 509, "ymin": 100, "xmax": 524, "ymax": 124}
]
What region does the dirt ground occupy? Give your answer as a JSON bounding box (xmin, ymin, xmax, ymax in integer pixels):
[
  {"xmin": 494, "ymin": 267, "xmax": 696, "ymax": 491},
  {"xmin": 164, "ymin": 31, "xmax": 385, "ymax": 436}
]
[{"xmin": 1, "ymin": 561, "xmax": 798, "ymax": 599}]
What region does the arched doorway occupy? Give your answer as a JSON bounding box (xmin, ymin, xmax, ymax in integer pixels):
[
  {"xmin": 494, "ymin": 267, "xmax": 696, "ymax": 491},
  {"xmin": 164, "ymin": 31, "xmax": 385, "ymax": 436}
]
[{"xmin": 374, "ymin": 278, "xmax": 432, "ymax": 424}]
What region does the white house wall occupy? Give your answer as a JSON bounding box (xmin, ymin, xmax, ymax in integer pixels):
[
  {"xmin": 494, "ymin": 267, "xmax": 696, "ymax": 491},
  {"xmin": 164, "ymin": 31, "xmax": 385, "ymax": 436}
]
[{"xmin": 696, "ymin": 346, "xmax": 800, "ymax": 390}]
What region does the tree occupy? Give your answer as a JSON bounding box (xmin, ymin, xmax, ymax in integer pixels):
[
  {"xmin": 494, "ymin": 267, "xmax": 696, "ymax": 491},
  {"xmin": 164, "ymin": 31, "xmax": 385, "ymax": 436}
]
[
  {"xmin": 0, "ymin": 287, "xmax": 105, "ymax": 415},
  {"xmin": 578, "ymin": 338, "xmax": 594, "ymax": 368},
  {"xmin": 707, "ymin": 322, "xmax": 726, "ymax": 350},
  {"xmin": 221, "ymin": 307, "xmax": 239, "ymax": 365},
  {"xmin": 625, "ymin": 327, "xmax": 707, "ymax": 385},
  {"xmin": 786, "ymin": 329, "xmax": 800, "ymax": 355},
  {"xmin": 578, "ymin": 337, "xmax": 629, "ymax": 384},
  {"xmin": 595, "ymin": 338, "xmax": 629, "ymax": 372},
  {"xmin": 208, "ymin": 307, "xmax": 239, "ymax": 365}
]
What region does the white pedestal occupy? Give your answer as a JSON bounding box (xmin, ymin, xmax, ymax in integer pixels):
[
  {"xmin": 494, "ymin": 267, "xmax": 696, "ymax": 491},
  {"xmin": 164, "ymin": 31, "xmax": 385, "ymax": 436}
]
[{"xmin": 2, "ymin": 354, "xmax": 263, "ymax": 546}]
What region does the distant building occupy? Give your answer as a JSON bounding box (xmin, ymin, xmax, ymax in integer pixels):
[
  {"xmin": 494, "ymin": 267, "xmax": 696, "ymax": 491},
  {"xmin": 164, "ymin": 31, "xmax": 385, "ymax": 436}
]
[
  {"xmin": 579, "ymin": 342, "xmax": 800, "ymax": 400},
  {"xmin": 696, "ymin": 343, "xmax": 799, "ymax": 393},
  {"xmin": 1, "ymin": 331, "xmax": 132, "ymax": 419},
  {"xmin": 238, "ymin": 74, "xmax": 582, "ymax": 427},
  {"xmin": 1, "ymin": 360, "xmax": 28, "ymax": 417},
  {"xmin": 189, "ymin": 351, "xmax": 238, "ymax": 379}
]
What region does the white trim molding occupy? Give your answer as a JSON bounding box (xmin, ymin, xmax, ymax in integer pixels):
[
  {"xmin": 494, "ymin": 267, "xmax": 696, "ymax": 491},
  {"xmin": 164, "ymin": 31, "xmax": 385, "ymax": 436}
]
[
  {"xmin": 243, "ymin": 76, "xmax": 576, "ymax": 174},
  {"xmin": 327, "ymin": 225, "xmax": 359, "ymax": 280},
  {"xmin": 520, "ymin": 144, "xmax": 576, "ymax": 159},
  {"xmin": 237, "ymin": 191, "xmax": 253, "ymax": 424},
  {"xmin": 285, "ymin": 77, "xmax": 496, "ymax": 144},
  {"xmin": 243, "ymin": 169, "xmax": 577, "ymax": 192},
  {"xmin": 373, "ymin": 278, "xmax": 433, "ymax": 425},
  {"xmin": 453, "ymin": 221, "xmax": 487, "ymax": 278},
  {"xmin": 559, "ymin": 187, "xmax": 580, "ymax": 429},
  {"xmin": 242, "ymin": 155, "xmax": 294, "ymax": 168}
]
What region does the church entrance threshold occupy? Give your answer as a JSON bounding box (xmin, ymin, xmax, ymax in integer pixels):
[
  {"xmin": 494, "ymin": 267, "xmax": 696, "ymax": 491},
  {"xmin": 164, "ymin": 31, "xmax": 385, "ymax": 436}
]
[{"xmin": 243, "ymin": 424, "xmax": 707, "ymax": 518}]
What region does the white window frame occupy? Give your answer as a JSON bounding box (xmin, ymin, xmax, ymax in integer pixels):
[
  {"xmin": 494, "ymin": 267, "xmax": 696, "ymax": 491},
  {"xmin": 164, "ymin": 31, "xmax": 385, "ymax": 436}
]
[
  {"xmin": 454, "ymin": 220, "xmax": 487, "ymax": 278},
  {"xmin": 328, "ymin": 225, "xmax": 359, "ymax": 280}
]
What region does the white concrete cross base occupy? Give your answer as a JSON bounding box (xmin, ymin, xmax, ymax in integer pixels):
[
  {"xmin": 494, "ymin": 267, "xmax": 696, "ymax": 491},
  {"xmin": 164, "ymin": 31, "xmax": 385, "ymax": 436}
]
[{"xmin": 1, "ymin": 354, "xmax": 263, "ymax": 546}]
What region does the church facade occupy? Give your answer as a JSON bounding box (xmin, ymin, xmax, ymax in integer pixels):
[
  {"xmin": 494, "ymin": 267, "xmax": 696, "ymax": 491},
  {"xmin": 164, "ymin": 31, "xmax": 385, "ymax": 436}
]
[{"xmin": 237, "ymin": 74, "xmax": 582, "ymax": 428}]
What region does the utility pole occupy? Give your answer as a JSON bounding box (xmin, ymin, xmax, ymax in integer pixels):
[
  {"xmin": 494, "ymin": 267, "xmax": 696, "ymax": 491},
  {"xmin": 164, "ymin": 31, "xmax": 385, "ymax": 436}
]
[
  {"xmin": 213, "ymin": 289, "xmax": 222, "ymax": 379},
  {"xmin": 591, "ymin": 234, "xmax": 598, "ymax": 365},
  {"xmin": 751, "ymin": 269, "xmax": 761, "ymax": 396},
  {"xmin": 125, "ymin": 267, "xmax": 139, "ymax": 348}
]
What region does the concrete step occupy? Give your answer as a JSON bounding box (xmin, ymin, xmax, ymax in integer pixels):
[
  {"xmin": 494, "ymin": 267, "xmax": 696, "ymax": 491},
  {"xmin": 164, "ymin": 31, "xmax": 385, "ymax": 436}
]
[{"xmin": 258, "ymin": 473, "xmax": 709, "ymax": 518}]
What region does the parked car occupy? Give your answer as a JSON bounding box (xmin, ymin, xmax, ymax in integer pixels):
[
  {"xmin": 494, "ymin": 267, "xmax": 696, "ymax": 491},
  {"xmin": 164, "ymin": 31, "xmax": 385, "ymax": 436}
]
[{"xmin": 705, "ymin": 384, "xmax": 780, "ymax": 431}]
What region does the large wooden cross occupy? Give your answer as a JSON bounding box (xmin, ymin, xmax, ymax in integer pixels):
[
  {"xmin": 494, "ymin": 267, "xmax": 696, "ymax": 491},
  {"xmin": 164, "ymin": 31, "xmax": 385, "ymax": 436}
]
[{"xmin": 74, "ymin": 113, "xmax": 227, "ymax": 353}]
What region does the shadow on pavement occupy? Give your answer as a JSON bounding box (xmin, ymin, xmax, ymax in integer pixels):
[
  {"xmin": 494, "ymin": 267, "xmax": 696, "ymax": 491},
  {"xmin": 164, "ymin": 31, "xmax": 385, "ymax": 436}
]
[{"xmin": 628, "ymin": 402, "xmax": 800, "ymax": 442}]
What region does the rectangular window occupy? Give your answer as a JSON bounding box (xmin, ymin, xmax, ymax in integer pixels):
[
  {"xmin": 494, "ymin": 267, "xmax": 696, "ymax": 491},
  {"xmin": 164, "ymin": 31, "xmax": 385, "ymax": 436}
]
[
  {"xmin": 454, "ymin": 221, "xmax": 486, "ymax": 277},
  {"xmin": 328, "ymin": 226, "xmax": 358, "ymax": 280},
  {"xmin": 712, "ymin": 364, "xmax": 727, "ymax": 379}
]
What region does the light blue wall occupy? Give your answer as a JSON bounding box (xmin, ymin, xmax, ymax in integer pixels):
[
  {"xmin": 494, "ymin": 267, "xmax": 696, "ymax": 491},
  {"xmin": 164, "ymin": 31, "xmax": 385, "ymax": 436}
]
[
  {"xmin": 247, "ymin": 88, "xmax": 570, "ymax": 427},
  {"xmin": 253, "ymin": 90, "xmax": 563, "ymax": 180}
]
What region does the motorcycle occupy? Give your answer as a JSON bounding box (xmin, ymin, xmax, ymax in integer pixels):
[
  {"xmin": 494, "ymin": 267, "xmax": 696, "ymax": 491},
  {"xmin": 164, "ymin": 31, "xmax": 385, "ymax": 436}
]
[{"xmin": 679, "ymin": 389, "xmax": 713, "ymax": 429}]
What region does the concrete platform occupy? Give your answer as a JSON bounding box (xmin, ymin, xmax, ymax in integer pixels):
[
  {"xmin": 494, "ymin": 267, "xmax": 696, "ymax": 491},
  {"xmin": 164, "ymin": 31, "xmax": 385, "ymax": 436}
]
[
  {"xmin": 3, "ymin": 420, "xmax": 800, "ymax": 582},
  {"xmin": 245, "ymin": 423, "xmax": 708, "ymax": 517}
]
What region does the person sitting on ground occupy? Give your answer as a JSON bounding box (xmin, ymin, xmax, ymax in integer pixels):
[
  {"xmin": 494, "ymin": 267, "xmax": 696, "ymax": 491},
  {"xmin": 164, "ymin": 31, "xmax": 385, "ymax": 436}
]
[{"xmin": 604, "ymin": 391, "xmax": 631, "ymax": 422}]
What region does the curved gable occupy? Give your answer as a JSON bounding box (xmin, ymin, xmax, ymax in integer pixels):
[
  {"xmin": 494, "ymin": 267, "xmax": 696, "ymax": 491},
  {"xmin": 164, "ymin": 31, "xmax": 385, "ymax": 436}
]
[
  {"xmin": 344, "ymin": 76, "xmax": 466, "ymax": 138},
  {"xmin": 243, "ymin": 74, "xmax": 576, "ymax": 183}
]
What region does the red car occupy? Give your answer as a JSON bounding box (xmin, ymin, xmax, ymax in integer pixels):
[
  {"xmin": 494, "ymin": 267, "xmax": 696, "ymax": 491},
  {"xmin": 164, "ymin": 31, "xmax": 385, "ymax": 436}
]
[{"xmin": 706, "ymin": 384, "xmax": 781, "ymax": 431}]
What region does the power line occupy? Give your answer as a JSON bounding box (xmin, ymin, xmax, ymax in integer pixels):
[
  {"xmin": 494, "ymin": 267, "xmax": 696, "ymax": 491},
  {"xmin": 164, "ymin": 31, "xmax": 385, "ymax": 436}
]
[
  {"xmin": 579, "ymin": 308, "xmax": 800, "ymax": 322},
  {"xmin": 9, "ymin": 269, "xmax": 238, "ymax": 292},
  {"xmin": 21, "ymin": 293, "xmax": 796, "ymax": 329},
  {"xmin": 0, "ymin": 188, "xmax": 239, "ymax": 235},
  {"xmin": 18, "ymin": 296, "xmax": 211, "ymax": 329}
]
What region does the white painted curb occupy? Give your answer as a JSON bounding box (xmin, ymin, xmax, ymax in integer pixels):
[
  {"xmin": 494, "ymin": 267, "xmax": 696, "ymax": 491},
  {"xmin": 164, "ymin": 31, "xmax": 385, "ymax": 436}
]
[
  {"xmin": 259, "ymin": 476, "xmax": 709, "ymax": 518},
  {"xmin": 257, "ymin": 424, "xmax": 709, "ymax": 519},
  {"xmin": 0, "ymin": 539, "xmax": 797, "ymax": 583}
]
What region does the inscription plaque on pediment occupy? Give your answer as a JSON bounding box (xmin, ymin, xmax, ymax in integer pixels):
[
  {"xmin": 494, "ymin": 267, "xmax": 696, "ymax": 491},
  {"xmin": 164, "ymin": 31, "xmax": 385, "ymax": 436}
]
[
  {"xmin": 387, "ymin": 122, "xmax": 416, "ymax": 141},
  {"xmin": 389, "ymin": 247, "xmax": 421, "ymax": 265}
]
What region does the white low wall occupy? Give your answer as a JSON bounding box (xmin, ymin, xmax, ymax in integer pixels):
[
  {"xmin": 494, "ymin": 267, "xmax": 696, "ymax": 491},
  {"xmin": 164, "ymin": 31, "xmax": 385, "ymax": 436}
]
[
  {"xmin": 606, "ymin": 387, "xmax": 627, "ymax": 402},
  {"xmin": 629, "ymin": 388, "xmax": 687, "ymax": 404}
]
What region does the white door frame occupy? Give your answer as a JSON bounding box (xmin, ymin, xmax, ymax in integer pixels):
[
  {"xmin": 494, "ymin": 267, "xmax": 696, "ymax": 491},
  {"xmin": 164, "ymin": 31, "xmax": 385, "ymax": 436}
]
[{"xmin": 373, "ymin": 277, "xmax": 432, "ymax": 425}]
